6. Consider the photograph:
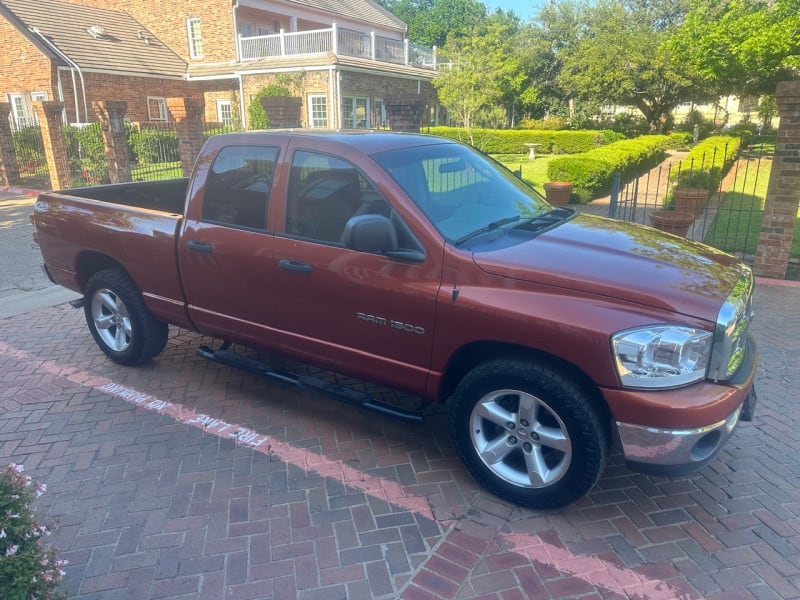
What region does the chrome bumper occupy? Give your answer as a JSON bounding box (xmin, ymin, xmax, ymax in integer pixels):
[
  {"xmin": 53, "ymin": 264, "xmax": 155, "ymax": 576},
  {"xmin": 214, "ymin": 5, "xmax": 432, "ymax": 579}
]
[{"xmin": 617, "ymin": 388, "xmax": 756, "ymax": 476}]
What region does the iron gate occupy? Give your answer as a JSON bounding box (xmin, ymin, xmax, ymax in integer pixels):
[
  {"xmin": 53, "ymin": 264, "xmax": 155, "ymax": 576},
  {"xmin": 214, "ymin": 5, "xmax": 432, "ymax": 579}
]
[{"xmin": 609, "ymin": 140, "xmax": 790, "ymax": 274}]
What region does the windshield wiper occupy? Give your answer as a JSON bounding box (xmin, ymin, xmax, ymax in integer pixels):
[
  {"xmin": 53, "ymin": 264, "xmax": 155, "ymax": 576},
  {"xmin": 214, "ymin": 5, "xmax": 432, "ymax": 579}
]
[
  {"xmin": 515, "ymin": 208, "xmax": 574, "ymax": 230},
  {"xmin": 454, "ymin": 216, "xmax": 521, "ymax": 246}
]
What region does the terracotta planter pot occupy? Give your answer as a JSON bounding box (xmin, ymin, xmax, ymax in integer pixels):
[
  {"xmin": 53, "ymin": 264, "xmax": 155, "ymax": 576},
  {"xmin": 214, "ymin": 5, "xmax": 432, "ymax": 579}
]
[
  {"xmin": 543, "ymin": 181, "xmax": 573, "ymax": 206},
  {"xmin": 673, "ymin": 187, "xmax": 709, "ymax": 216},
  {"xmin": 649, "ymin": 209, "xmax": 695, "ymax": 237}
]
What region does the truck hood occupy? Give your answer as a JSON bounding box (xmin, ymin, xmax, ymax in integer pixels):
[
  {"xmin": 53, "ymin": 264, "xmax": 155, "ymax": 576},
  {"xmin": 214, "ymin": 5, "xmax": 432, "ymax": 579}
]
[{"xmin": 472, "ymin": 214, "xmax": 746, "ymax": 321}]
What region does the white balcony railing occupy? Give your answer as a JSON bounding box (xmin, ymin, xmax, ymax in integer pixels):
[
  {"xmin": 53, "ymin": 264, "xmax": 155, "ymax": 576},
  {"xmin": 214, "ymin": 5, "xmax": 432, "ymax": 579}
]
[{"xmin": 239, "ymin": 24, "xmax": 437, "ymax": 70}]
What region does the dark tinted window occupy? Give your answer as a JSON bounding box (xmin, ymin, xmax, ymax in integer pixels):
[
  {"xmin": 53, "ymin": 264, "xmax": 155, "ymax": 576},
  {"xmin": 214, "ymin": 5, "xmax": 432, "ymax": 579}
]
[
  {"xmin": 285, "ymin": 151, "xmax": 390, "ymax": 244},
  {"xmin": 202, "ymin": 145, "xmax": 278, "ymax": 229}
]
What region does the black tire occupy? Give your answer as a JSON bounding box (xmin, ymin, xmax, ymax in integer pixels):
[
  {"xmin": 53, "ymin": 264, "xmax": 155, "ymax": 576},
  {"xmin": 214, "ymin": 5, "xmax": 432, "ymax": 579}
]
[
  {"xmin": 83, "ymin": 269, "xmax": 169, "ymax": 366},
  {"xmin": 449, "ymin": 359, "xmax": 608, "ymax": 509}
]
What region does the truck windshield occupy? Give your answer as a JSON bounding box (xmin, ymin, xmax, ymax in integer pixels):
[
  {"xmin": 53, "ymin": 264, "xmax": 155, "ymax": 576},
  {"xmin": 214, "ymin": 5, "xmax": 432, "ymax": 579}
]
[{"xmin": 372, "ymin": 142, "xmax": 552, "ymax": 244}]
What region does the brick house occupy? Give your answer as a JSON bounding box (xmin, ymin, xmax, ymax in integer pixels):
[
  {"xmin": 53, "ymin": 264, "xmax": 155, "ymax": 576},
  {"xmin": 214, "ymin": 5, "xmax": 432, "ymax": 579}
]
[
  {"xmin": 0, "ymin": 0, "xmax": 197, "ymax": 125},
  {"xmin": 1, "ymin": 0, "xmax": 439, "ymax": 129}
]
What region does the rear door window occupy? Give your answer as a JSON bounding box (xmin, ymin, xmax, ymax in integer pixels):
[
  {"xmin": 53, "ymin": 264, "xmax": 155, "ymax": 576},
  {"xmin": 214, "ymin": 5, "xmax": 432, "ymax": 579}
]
[{"xmin": 202, "ymin": 145, "xmax": 278, "ymax": 230}]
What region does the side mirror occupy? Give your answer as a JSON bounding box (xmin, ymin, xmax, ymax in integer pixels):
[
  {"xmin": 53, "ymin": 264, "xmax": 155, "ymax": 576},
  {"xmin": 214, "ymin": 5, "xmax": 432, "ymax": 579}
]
[
  {"xmin": 342, "ymin": 214, "xmax": 424, "ymax": 262},
  {"xmin": 342, "ymin": 214, "xmax": 398, "ymax": 253}
]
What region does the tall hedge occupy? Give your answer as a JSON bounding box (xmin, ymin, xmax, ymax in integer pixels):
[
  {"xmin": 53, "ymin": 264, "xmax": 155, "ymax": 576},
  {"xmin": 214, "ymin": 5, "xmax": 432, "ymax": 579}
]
[
  {"xmin": 546, "ymin": 135, "xmax": 676, "ymax": 203},
  {"xmin": 426, "ymin": 126, "xmax": 623, "ymax": 154},
  {"xmin": 670, "ymin": 135, "xmax": 742, "ymax": 190},
  {"xmin": 128, "ymin": 128, "xmax": 180, "ymax": 165}
]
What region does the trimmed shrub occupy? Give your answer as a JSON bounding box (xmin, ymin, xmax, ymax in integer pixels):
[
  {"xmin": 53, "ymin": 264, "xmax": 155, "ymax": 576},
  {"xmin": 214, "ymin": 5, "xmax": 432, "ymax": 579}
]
[
  {"xmin": 63, "ymin": 123, "xmax": 109, "ymax": 185},
  {"xmin": 425, "ymin": 126, "xmax": 623, "ymax": 155},
  {"xmin": 670, "ymin": 135, "xmax": 741, "ymax": 189},
  {"xmin": 11, "ymin": 126, "xmax": 45, "ymax": 160},
  {"xmin": 128, "ymin": 127, "xmax": 180, "ymax": 165},
  {"xmin": 547, "ymin": 135, "xmax": 672, "ymax": 202}
]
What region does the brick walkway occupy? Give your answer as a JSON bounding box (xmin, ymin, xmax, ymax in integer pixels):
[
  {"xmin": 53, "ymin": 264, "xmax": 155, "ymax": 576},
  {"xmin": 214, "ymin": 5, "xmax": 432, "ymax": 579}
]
[{"xmin": 1, "ymin": 280, "xmax": 799, "ymax": 599}]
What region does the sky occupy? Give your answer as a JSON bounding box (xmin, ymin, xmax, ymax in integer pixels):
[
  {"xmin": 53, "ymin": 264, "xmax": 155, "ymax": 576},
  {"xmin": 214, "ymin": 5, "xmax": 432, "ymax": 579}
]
[{"xmin": 483, "ymin": 0, "xmax": 544, "ymax": 20}]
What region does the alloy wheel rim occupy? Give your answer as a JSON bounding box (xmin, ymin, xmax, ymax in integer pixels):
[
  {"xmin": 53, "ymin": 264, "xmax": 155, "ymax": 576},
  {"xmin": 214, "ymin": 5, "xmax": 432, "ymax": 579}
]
[
  {"xmin": 469, "ymin": 389, "xmax": 572, "ymax": 488},
  {"xmin": 91, "ymin": 288, "xmax": 133, "ymax": 352}
]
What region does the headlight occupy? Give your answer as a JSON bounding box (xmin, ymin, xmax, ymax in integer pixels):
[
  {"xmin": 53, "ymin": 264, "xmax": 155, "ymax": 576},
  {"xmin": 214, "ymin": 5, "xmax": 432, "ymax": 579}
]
[{"xmin": 611, "ymin": 325, "xmax": 712, "ymax": 389}]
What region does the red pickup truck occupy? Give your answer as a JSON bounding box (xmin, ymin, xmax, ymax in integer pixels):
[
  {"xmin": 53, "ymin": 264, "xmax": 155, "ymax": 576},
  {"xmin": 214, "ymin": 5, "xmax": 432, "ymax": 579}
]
[{"xmin": 33, "ymin": 131, "xmax": 757, "ymax": 508}]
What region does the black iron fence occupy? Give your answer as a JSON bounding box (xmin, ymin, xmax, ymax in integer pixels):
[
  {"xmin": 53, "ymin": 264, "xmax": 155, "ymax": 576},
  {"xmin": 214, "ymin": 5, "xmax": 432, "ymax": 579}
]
[
  {"xmin": 128, "ymin": 120, "xmax": 181, "ymax": 182},
  {"xmin": 609, "ymin": 140, "xmax": 797, "ymax": 277},
  {"xmin": 8, "ymin": 117, "xmax": 50, "ymax": 189}
]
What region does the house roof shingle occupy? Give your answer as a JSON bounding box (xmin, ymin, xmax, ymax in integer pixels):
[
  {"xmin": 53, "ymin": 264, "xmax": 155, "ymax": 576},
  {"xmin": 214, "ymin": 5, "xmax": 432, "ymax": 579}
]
[{"xmin": 0, "ymin": 0, "xmax": 186, "ymax": 78}]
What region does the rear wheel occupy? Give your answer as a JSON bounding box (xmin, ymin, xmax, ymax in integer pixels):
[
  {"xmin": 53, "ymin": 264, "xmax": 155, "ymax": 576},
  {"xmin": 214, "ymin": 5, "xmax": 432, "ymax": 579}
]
[
  {"xmin": 84, "ymin": 269, "xmax": 168, "ymax": 366},
  {"xmin": 450, "ymin": 359, "xmax": 608, "ymax": 509}
]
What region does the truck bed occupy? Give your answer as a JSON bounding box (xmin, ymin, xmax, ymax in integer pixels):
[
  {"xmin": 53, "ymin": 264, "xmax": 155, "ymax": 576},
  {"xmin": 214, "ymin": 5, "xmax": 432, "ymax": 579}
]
[
  {"xmin": 34, "ymin": 179, "xmax": 189, "ymax": 327},
  {"xmin": 59, "ymin": 178, "xmax": 189, "ymax": 214}
]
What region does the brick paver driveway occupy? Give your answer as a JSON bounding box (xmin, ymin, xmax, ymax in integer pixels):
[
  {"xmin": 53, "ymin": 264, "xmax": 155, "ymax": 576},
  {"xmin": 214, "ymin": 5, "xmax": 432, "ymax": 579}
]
[{"xmin": 2, "ymin": 193, "xmax": 799, "ymax": 599}]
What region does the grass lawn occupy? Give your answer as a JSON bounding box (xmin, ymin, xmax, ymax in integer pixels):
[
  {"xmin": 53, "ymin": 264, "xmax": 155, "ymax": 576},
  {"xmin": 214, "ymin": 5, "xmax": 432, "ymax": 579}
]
[
  {"xmin": 491, "ymin": 154, "xmax": 559, "ymax": 193},
  {"xmin": 131, "ymin": 161, "xmax": 182, "ymax": 181},
  {"xmin": 704, "ymin": 156, "xmax": 800, "ymax": 260}
]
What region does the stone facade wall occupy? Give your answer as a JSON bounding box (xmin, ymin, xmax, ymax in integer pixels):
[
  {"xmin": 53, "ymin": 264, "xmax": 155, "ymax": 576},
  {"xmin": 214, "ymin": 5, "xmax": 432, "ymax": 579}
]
[
  {"xmin": 241, "ymin": 71, "xmax": 327, "ymax": 129},
  {"xmin": 340, "ymin": 71, "xmax": 434, "ymax": 130},
  {"xmin": 202, "ymin": 82, "xmax": 242, "ymax": 127}
]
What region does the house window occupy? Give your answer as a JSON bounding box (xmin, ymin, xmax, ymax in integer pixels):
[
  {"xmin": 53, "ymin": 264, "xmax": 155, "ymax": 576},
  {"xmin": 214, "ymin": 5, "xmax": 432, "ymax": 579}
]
[
  {"xmin": 342, "ymin": 96, "xmax": 368, "ymax": 129},
  {"xmin": 187, "ymin": 17, "xmax": 204, "ymax": 59},
  {"xmin": 9, "ymin": 94, "xmax": 29, "ymax": 127},
  {"xmin": 308, "ymin": 95, "xmax": 327, "ymax": 128},
  {"xmin": 31, "ymin": 91, "xmax": 48, "ymax": 102},
  {"xmin": 239, "ymin": 22, "xmax": 254, "ymax": 37},
  {"xmin": 216, "ymin": 99, "xmax": 233, "ymax": 127},
  {"xmin": 147, "ymin": 96, "xmax": 168, "ymax": 121}
]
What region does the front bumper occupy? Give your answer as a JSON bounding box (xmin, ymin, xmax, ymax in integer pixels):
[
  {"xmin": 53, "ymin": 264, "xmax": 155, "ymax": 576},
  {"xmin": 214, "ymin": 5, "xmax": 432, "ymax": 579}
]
[
  {"xmin": 617, "ymin": 387, "xmax": 756, "ymax": 476},
  {"xmin": 613, "ymin": 335, "xmax": 758, "ymax": 477}
]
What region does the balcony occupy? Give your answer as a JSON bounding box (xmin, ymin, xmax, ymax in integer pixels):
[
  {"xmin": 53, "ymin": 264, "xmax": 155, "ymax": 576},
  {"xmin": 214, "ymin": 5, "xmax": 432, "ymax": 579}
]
[{"xmin": 239, "ymin": 24, "xmax": 437, "ymax": 70}]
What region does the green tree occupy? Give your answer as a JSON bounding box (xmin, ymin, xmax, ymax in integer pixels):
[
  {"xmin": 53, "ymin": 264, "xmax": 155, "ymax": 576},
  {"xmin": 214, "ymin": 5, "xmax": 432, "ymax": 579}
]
[
  {"xmin": 391, "ymin": 0, "xmax": 487, "ymax": 47},
  {"xmin": 670, "ymin": 0, "xmax": 800, "ymax": 96},
  {"xmin": 434, "ymin": 18, "xmax": 531, "ymax": 140},
  {"xmin": 518, "ymin": 0, "xmax": 585, "ymax": 119},
  {"xmin": 559, "ymin": 0, "xmax": 705, "ymax": 131}
]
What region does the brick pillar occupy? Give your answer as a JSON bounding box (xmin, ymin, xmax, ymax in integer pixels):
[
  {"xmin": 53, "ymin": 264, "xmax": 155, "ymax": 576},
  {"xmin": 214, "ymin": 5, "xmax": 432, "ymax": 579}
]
[
  {"xmin": 94, "ymin": 100, "xmax": 131, "ymax": 184},
  {"xmin": 384, "ymin": 95, "xmax": 427, "ymax": 133},
  {"xmin": 0, "ymin": 103, "xmax": 21, "ymax": 187},
  {"xmin": 167, "ymin": 97, "xmax": 205, "ymax": 177},
  {"xmin": 754, "ymin": 81, "xmax": 800, "ymax": 279},
  {"xmin": 32, "ymin": 101, "xmax": 70, "ymax": 190}
]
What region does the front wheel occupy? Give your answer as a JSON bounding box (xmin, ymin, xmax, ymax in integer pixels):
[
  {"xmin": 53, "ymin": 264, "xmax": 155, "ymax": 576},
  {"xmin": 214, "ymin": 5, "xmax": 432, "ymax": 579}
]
[
  {"xmin": 83, "ymin": 269, "xmax": 169, "ymax": 366},
  {"xmin": 450, "ymin": 359, "xmax": 608, "ymax": 509}
]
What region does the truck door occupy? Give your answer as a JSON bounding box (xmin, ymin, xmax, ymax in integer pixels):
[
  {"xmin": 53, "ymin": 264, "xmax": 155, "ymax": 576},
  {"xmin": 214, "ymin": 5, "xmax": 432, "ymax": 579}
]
[
  {"xmin": 269, "ymin": 148, "xmax": 443, "ymax": 394},
  {"xmin": 179, "ymin": 144, "xmax": 280, "ymax": 341}
]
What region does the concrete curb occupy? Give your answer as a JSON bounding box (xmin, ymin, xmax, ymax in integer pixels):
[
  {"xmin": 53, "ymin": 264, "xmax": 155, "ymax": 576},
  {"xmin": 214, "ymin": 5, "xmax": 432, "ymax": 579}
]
[
  {"xmin": 0, "ymin": 286, "xmax": 81, "ymax": 319},
  {"xmin": 1, "ymin": 185, "xmax": 45, "ymax": 197}
]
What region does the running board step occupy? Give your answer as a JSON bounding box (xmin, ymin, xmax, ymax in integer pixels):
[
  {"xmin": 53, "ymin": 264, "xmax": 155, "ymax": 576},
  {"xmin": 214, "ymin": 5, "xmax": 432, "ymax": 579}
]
[{"xmin": 197, "ymin": 345, "xmax": 424, "ymax": 424}]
